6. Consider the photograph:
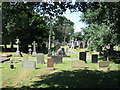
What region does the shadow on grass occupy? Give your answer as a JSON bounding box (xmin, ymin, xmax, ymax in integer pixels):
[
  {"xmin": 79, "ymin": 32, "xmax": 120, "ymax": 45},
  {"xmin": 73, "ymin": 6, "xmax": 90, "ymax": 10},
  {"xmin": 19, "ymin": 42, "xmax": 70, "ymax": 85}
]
[{"xmin": 3, "ymin": 70, "xmax": 120, "ymax": 89}]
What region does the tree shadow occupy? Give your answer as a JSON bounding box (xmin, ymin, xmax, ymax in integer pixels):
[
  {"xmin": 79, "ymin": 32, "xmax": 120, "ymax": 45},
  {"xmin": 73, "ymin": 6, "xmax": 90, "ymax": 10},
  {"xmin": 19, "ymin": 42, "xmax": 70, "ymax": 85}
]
[
  {"xmin": 31, "ymin": 70, "xmax": 120, "ymax": 88},
  {"xmin": 2, "ymin": 70, "xmax": 120, "ymax": 89}
]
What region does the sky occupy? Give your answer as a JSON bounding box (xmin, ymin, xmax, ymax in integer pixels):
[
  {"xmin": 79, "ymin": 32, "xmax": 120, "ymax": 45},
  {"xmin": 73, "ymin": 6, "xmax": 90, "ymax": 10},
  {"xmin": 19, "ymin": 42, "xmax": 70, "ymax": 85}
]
[{"xmin": 62, "ymin": 9, "xmax": 87, "ymax": 32}]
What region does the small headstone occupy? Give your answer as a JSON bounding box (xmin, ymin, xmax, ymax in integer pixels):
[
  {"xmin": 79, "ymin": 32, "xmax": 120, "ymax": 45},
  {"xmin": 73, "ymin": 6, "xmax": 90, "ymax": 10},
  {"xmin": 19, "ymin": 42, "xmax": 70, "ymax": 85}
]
[
  {"xmin": 22, "ymin": 60, "xmax": 36, "ymax": 70},
  {"xmin": 1, "ymin": 54, "xmax": 12, "ymax": 57},
  {"xmin": 36, "ymin": 53, "xmax": 45, "ymax": 64},
  {"xmin": 91, "ymin": 54, "xmax": 98, "ymax": 63},
  {"xmin": 79, "ymin": 52, "xmax": 87, "ymax": 63},
  {"xmin": 47, "ymin": 58, "xmax": 54, "ymax": 70},
  {"xmin": 71, "ymin": 60, "xmax": 85, "ymax": 68},
  {"xmin": 28, "ymin": 48, "xmax": 32, "ymax": 55},
  {"xmin": 52, "ymin": 56, "xmax": 62, "ymax": 64},
  {"xmin": 99, "ymin": 61, "xmax": 109, "ymax": 68},
  {"xmin": 0, "ymin": 58, "xmax": 10, "ymax": 63}
]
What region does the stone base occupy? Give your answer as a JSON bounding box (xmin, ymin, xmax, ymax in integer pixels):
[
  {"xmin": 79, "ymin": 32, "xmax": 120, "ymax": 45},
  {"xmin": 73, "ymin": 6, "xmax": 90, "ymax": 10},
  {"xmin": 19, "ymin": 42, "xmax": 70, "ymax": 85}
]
[
  {"xmin": 32, "ymin": 52, "xmax": 37, "ymax": 57},
  {"xmin": 14, "ymin": 51, "xmax": 22, "ymax": 57},
  {"xmin": 46, "ymin": 67, "xmax": 55, "ymax": 70}
]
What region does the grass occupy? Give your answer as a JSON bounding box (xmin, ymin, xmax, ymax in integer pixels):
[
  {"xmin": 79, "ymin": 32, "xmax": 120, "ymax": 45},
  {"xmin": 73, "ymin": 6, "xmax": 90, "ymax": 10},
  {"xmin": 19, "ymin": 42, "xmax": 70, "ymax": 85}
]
[{"xmin": 0, "ymin": 46, "xmax": 120, "ymax": 88}]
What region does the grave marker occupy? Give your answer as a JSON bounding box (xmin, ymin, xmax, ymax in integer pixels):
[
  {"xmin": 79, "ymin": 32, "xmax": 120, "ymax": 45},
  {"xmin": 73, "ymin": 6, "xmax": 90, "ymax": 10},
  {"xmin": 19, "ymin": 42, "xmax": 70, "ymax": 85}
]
[
  {"xmin": 32, "ymin": 41, "xmax": 37, "ymax": 56},
  {"xmin": 52, "ymin": 56, "xmax": 62, "ymax": 64},
  {"xmin": 71, "ymin": 60, "xmax": 85, "ymax": 68},
  {"xmin": 47, "ymin": 58, "xmax": 54, "ymax": 70},
  {"xmin": 99, "ymin": 61, "xmax": 109, "ymax": 68},
  {"xmin": 92, "ymin": 54, "xmax": 98, "ymax": 63},
  {"xmin": 79, "ymin": 52, "xmax": 87, "ymax": 63},
  {"xmin": 36, "ymin": 53, "xmax": 45, "ymax": 64}
]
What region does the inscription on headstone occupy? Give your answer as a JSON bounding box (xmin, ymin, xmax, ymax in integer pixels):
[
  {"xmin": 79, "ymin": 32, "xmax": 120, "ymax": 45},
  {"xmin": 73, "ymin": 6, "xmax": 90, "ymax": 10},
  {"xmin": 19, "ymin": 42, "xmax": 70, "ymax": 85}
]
[{"xmin": 36, "ymin": 53, "xmax": 45, "ymax": 64}]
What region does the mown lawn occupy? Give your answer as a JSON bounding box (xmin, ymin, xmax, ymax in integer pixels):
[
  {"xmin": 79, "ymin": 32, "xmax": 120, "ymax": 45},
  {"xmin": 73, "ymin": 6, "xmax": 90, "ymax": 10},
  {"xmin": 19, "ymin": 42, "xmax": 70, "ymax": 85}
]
[{"xmin": 0, "ymin": 47, "xmax": 120, "ymax": 88}]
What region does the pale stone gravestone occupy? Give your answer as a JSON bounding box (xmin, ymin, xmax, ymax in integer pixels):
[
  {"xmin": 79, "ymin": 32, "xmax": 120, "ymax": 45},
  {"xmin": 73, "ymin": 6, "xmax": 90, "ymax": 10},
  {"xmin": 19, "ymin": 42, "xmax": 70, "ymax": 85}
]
[
  {"xmin": 47, "ymin": 58, "xmax": 54, "ymax": 70},
  {"xmin": 99, "ymin": 61, "xmax": 109, "ymax": 68},
  {"xmin": 32, "ymin": 41, "xmax": 37, "ymax": 56},
  {"xmin": 36, "ymin": 53, "xmax": 45, "ymax": 64},
  {"xmin": 92, "ymin": 54, "xmax": 98, "ymax": 63},
  {"xmin": 14, "ymin": 39, "xmax": 22, "ymax": 57},
  {"xmin": 0, "ymin": 58, "xmax": 10, "ymax": 63},
  {"xmin": 79, "ymin": 52, "xmax": 87, "ymax": 63},
  {"xmin": 1, "ymin": 54, "xmax": 12, "ymax": 57},
  {"xmin": 22, "ymin": 60, "xmax": 36, "ymax": 70},
  {"xmin": 28, "ymin": 48, "xmax": 32, "ymax": 55},
  {"xmin": 71, "ymin": 60, "xmax": 85, "ymax": 68},
  {"xmin": 52, "ymin": 56, "xmax": 62, "ymax": 64}
]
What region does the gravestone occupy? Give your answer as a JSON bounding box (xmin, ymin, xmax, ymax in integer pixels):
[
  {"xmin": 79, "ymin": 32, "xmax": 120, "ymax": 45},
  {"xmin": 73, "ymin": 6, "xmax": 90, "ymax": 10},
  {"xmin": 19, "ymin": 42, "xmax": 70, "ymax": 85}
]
[
  {"xmin": 71, "ymin": 60, "xmax": 85, "ymax": 68},
  {"xmin": 22, "ymin": 60, "xmax": 36, "ymax": 70},
  {"xmin": 99, "ymin": 61, "xmax": 109, "ymax": 68},
  {"xmin": 79, "ymin": 52, "xmax": 87, "ymax": 63},
  {"xmin": 52, "ymin": 56, "xmax": 62, "ymax": 64},
  {"xmin": 14, "ymin": 39, "xmax": 22, "ymax": 57},
  {"xmin": 32, "ymin": 41, "xmax": 37, "ymax": 56},
  {"xmin": 23, "ymin": 56, "xmax": 28, "ymax": 61},
  {"xmin": 1, "ymin": 54, "xmax": 12, "ymax": 57},
  {"xmin": 28, "ymin": 48, "xmax": 32, "ymax": 55},
  {"xmin": 0, "ymin": 58, "xmax": 10, "ymax": 63},
  {"xmin": 92, "ymin": 54, "xmax": 98, "ymax": 63},
  {"xmin": 47, "ymin": 58, "xmax": 54, "ymax": 70},
  {"xmin": 36, "ymin": 53, "xmax": 45, "ymax": 64}
]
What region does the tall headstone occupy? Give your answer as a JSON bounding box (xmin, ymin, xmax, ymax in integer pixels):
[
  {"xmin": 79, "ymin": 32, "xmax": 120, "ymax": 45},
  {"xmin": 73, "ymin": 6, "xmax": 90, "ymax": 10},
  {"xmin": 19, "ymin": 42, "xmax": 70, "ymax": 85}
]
[
  {"xmin": 14, "ymin": 39, "xmax": 22, "ymax": 57},
  {"xmin": 52, "ymin": 56, "xmax": 62, "ymax": 64},
  {"xmin": 22, "ymin": 60, "xmax": 36, "ymax": 70},
  {"xmin": 32, "ymin": 41, "xmax": 37, "ymax": 56},
  {"xmin": 47, "ymin": 58, "xmax": 54, "ymax": 70},
  {"xmin": 92, "ymin": 54, "xmax": 98, "ymax": 63},
  {"xmin": 36, "ymin": 53, "xmax": 45, "ymax": 64},
  {"xmin": 79, "ymin": 52, "xmax": 87, "ymax": 63}
]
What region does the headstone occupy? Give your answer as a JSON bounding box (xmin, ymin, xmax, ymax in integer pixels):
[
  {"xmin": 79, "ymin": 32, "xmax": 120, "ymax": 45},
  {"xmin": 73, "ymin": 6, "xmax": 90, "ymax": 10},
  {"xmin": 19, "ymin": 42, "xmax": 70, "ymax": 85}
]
[
  {"xmin": 22, "ymin": 60, "xmax": 36, "ymax": 70},
  {"xmin": 99, "ymin": 61, "xmax": 109, "ymax": 68},
  {"xmin": 92, "ymin": 54, "xmax": 98, "ymax": 63},
  {"xmin": 47, "ymin": 58, "xmax": 54, "ymax": 70},
  {"xmin": 71, "ymin": 60, "xmax": 85, "ymax": 68},
  {"xmin": 36, "ymin": 53, "xmax": 45, "ymax": 64},
  {"xmin": 52, "ymin": 56, "xmax": 62, "ymax": 64},
  {"xmin": 32, "ymin": 41, "xmax": 37, "ymax": 56},
  {"xmin": 14, "ymin": 39, "xmax": 22, "ymax": 57},
  {"xmin": 0, "ymin": 58, "xmax": 10, "ymax": 63},
  {"xmin": 23, "ymin": 56, "xmax": 28, "ymax": 61},
  {"xmin": 1, "ymin": 54, "xmax": 12, "ymax": 57},
  {"xmin": 28, "ymin": 48, "xmax": 32, "ymax": 55},
  {"xmin": 79, "ymin": 52, "xmax": 87, "ymax": 63}
]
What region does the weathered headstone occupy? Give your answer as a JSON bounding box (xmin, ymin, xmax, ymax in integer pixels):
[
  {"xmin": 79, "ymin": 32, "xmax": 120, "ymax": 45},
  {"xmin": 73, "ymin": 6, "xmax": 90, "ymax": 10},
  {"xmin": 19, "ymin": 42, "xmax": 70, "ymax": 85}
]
[
  {"xmin": 47, "ymin": 58, "xmax": 54, "ymax": 70},
  {"xmin": 22, "ymin": 60, "xmax": 36, "ymax": 70},
  {"xmin": 14, "ymin": 39, "xmax": 22, "ymax": 57},
  {"xmin": 36, "ymin": 53, "xmax": 45, "ymax": 64},
  {"xmin": 0, "ymin": 58, "xmax": 10, "ymax": 63},
  {"xmin": 52, "ymin": 56, "xmax": 62, "ymax": 64},
  {"xmin": 79, "ymin": 52, "xmax": 87, "ymax": 63},
  {"xmin": 28, "ymin": 48, "xmax": 32, "ymax": 55},
  {"xmin": 99, "ymin": 61, "xmax": 109, "ymax": 68},
  {"xmin": 92, "ymin": 54, "xmax": 98, "ymax": 63},
  {"xmin": 71, "ymin": 60, "xmax": 85, "ymax": 68},
  {"xmin": 32, "ymin": 41, "xmax": 37, "ymax": 56}
]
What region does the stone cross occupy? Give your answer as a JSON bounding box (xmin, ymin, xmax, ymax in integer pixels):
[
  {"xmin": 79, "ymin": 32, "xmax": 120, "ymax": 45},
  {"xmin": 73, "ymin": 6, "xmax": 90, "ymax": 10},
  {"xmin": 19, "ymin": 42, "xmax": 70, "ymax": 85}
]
[
  {"xmin": 14, "ymin": 39, "xmax": 22, "ymax": 57},
  {"xmin": 32, "ymin": 41, "xmax": 37, "ymax": 56}
]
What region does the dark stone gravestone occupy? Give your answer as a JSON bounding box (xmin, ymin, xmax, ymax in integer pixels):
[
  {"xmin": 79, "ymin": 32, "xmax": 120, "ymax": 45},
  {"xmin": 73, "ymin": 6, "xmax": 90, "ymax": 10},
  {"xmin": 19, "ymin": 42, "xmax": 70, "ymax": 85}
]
[
  {"xmin": 79, "ymin": 52, "xmax": 87, "ymax": 63},
  {"xmin": 51, "ymin": 56, "xmax": 62, "ymax": 64},
  {"xmin": 47, "ymin": 58, "xmax": 54, "ymax": 70},
  {"xmin": 92, "ymin": 54, "xmax": 98, "ymax": 63},
  {"xmin": 22, "ymin": 60, "xmax": 36, "ymax": 70}
]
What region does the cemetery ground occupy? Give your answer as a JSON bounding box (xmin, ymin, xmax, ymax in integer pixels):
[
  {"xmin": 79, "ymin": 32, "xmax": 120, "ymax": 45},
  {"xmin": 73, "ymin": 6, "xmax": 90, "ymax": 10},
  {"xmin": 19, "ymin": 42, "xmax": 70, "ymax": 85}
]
[{"xmin": 0, "ymin": 46, "xmax": 120, "ymax": 88}]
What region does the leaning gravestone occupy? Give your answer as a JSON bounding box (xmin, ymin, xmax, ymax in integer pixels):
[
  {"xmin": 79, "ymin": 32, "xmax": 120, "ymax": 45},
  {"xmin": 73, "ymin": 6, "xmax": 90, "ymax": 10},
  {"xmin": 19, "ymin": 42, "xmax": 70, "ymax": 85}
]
[
  {"xmin": 92, "ymin": 54, "xmax": 98, "ymax": 63},
  {"xmin": 79, "ymin": 52, "xmax": 87, "ymax": 63},
  {"xmin": 47, "ymin": 58, "xmax": 54, "ymax": 70},
  {"xmin": 99, "ymin": 61, "xmax": 109, "ymax": 68},
  {"xmin": 36, "ymin": 53, "xmax": 45, "ymax": 64},
  {"xmin": 52, "ymin": 56, "xmax": 62, "ymax": 64},
  {"xmin": 22, "ymin": 60, "xmax": 36, "ymax": 70},
  {"xmin": 71, "ymin": 60, "xmax": 85, "ymax": 68}
]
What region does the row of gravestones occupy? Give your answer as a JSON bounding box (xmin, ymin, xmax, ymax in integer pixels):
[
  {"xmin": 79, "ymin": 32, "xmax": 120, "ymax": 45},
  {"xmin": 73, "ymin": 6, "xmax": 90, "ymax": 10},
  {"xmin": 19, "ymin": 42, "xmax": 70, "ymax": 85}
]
[
  {"xmin": 21, "ymin": 54, "xmax": 63, "ymax": 70},
  {"xmin": 79, "ymin": 51, "xmax": 99, "ymax": 63}
]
